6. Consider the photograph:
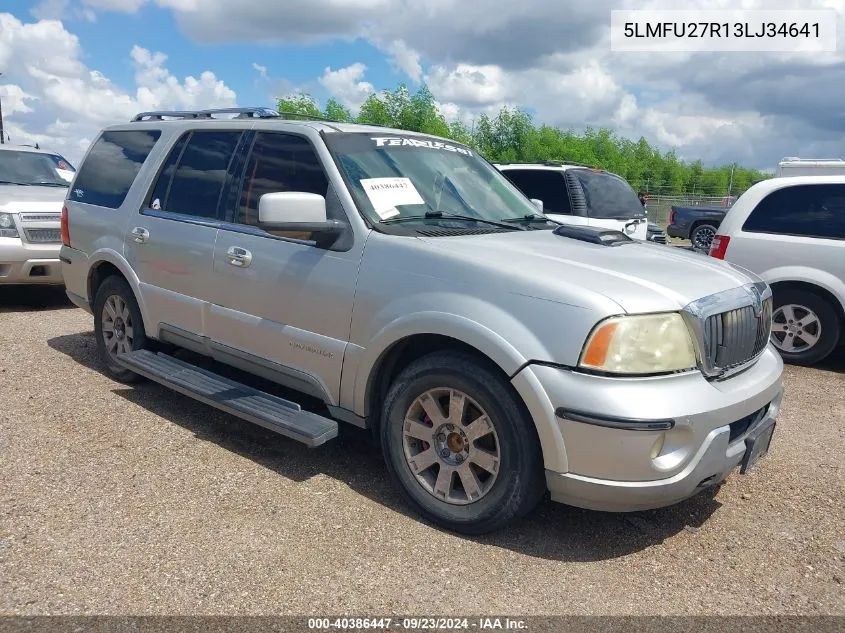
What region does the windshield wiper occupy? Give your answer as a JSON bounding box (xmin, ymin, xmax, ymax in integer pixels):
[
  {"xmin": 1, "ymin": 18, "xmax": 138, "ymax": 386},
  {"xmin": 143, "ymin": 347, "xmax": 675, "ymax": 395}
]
[
  {"xmin": 31, "ymin": 182, "xmax": 69, "ymax": 187},
  {"xmin": 501, "ymin": 214, "xmax": 554, "ymax": 225},
  {"xmin": 382, "ymin": 211, "xmax": 524, "ymax": 230},
  {"xmin": 0, "ymin": 180, "xmax": 32, "ymax": 186}
]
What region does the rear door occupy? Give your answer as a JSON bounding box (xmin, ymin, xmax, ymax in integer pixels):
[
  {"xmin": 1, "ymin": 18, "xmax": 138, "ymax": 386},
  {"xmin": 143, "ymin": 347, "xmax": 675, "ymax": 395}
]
[{"xmin": 124, "ymin": 128, "xmax": 246, "ymax": 342}]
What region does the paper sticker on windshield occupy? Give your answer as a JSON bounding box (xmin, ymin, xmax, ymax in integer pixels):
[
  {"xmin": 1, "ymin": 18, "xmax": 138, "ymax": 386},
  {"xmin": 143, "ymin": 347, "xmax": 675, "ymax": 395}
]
[
  {"xmin": 371, "ymin": 136, "xmax": 473, "ymax": 156},
  {"xmin": 360, "ymin": 177, "xmax": 424, "ymax": 219}
]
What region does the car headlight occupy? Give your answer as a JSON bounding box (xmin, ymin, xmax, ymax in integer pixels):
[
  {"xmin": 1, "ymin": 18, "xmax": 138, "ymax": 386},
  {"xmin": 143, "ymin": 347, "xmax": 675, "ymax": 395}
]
[
  {"xmin": 579, "ymin": 312, "xmax": 697, "ymax": 375},
  {"xmin": 0, "ymin": 212, "xmax": 19, "ymax": 238}
]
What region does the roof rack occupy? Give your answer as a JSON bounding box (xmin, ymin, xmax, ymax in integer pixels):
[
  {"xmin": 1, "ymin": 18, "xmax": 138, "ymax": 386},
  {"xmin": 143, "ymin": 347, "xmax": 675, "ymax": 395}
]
[{"xmin": 130, "ymin": 107, "xmax": 281, "ymax": 122}]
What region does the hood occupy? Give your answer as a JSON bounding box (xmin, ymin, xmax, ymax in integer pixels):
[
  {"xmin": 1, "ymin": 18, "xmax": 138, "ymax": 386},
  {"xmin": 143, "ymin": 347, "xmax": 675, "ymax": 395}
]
[
  {"xmin": 0, "ymin": 184, "xmax": 68, "ymax": 212},
  {"xmin": 420, "ymin": 229, "xmax": 760, "ymax": 314}
]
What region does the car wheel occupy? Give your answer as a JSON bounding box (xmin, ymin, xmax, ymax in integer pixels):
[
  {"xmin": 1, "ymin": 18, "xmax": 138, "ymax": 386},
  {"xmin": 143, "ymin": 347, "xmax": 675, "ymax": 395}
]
[
  {"xmin": 381, "ymin": 351, "xmax": 546, "ymax": 535},
  {"xmin": 93, "ymin": 275, "xmax": 148, "ymax": 383},
  {"xmin": 690, "ymin": 223, "xmax": 717, "ymax": 251},
  {"xmin": 770, "ymin": 288, "xmax": 841, "ymax": 366}
]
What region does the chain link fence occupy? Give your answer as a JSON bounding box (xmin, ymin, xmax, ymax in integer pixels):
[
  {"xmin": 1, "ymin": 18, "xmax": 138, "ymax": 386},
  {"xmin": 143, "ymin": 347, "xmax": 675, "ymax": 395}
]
[{"xmin": 643, "ymin": 194, "xmax": 738, "ymax": 227}]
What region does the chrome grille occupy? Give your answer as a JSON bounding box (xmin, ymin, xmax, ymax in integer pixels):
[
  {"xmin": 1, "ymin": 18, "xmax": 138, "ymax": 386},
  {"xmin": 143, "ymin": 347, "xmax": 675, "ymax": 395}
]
[
  {"xmin": 704, "ymin": 296, "xmax": 772, "ymax": 369},
  {"xmin": 19, "ymin": 213, "xmax": 61, "ymax": 222},
  {"xmin": 683, "ymin": 282, "xmax": 773, "ymax": 379},
  {"xmin": 24, "ymin": 228, "xmax": 62, "ymax": 243}
]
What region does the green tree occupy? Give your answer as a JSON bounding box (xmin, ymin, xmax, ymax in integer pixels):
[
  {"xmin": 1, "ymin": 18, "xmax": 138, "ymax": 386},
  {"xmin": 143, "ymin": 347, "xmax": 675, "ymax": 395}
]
[
  {"xmin": 277, "ymin": 93, "xmax": 322, "ymax": 118},
  {"xmin": 324, "ymin": 97, "xmax": 353, "ymax": 122}
]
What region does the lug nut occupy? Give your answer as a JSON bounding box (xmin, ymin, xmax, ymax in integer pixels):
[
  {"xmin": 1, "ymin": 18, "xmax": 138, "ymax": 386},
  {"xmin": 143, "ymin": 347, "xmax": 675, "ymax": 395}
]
[{"xmin": 440, "ymin": 449, "xmax": 450, "ymax": 458}]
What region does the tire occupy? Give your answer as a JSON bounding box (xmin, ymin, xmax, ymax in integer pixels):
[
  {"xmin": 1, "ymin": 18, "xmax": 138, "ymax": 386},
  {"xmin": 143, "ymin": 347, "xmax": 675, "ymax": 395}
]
[
  {"xmin": 690, "ymin": 223, "xmax": 717, "ymax": 252},
  {"xmin": 93, "ymin": 275, "xmax": 148, "ymax": 383},
  {"xmin": 380, "ymin": 351, "xmax": 546, "ymax": 535},
  {"xmin": 770, "ymin": 288, "xmax": 841, "ymax": 366}
]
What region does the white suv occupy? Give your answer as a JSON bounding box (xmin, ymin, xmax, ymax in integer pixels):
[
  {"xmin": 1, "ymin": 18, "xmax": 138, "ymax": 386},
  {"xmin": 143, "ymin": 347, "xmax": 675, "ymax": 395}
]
[
  {"xmin": 0, "ymin": 144, "xmax": 76, "ymax": 285},
  {"xmin": 495, "ymin": 162, "xmax": 649, "ymax": 241},
  {"xmin": 709, "ymin": 175, "xmax": 845, "ymax": 365}
]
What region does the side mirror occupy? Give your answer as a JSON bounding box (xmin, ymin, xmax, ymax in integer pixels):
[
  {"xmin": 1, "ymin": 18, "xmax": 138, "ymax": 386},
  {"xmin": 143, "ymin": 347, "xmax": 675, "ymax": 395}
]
[
  {"xmin": 259, "ymin": 191, "xmax": 327, "ymax": 226},
  {"xmin": 530, "ymin": 198, "xmax": 544, "ymax": 213},
  {"xmin": 258, "ymin": 191, "xmax": 346, "ymax": 248}
]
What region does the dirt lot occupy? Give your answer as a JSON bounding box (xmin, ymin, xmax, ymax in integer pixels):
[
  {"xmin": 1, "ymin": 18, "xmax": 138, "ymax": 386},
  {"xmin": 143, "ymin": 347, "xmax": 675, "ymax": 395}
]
[{"xmin": 1, "ymin": 287, "xmax": 843, "ymax": 616}]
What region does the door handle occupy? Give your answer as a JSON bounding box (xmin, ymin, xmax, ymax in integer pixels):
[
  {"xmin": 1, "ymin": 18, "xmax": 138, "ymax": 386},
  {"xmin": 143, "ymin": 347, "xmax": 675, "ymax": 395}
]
[
  {"xmin": 226, "ymin": 246, "xmax": 252, "ymax": 267},
  {"xmin": 130, "ymin": 227, "xmax": 149, "ymax": 243}
]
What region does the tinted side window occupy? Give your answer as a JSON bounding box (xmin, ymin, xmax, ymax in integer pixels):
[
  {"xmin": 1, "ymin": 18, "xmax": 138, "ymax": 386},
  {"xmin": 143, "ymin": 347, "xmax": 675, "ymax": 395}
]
[
  {"xmin": 742, "ymin": 184, "xmax": 845, "ymax": 240},
  {"xmin": 160, "ymin": 130, "xmax": 242, "ymax": 219},
  {"xmin": 70, "ymin": 130, "xmax": 161, "ymax": 208},
  {"xmin": 502, "ymin": 170, "xmax": 571, "ymax": 214},
  {"xmin": 147, "ymin": 133, "xmax": 188, "ymax": 210},
  {"xmin": 237, "ymin": 132, "xmax": 329, "ymax": 227}
]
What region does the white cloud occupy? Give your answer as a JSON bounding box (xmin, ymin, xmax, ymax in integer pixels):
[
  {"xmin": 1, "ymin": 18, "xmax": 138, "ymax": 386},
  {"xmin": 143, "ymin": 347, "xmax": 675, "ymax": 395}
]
[
  {"xmin": 0, "ymin": 12, "xmax": 236, "ymax": 164},
  {"xmin": 82, "ymin": 0, "xmax": 148, "ymax": 12},
  {"xmin": 318, "ymin": 63, "xmax": 375, "ymax": 111},
  {"xmin": 252, "ymin": 62, "xmax": 268, "ymax": 78},
  {"xmin": 384, "ymin": 40, "xmax": 422, "ymax": 82}
]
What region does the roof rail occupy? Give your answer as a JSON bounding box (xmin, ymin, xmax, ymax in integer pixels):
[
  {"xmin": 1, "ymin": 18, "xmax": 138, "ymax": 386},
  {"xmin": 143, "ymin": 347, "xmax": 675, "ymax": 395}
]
[
  {"xmin": 778, "ymin": 157, "xmax": 845, "ymax": 163},
  {"xmin": 497, "ymin": 159, "xmax": 598, "ymax": 168},
  {"xmin": 130, "ymin": 107, "xmax": 281, "ymax": 122}
]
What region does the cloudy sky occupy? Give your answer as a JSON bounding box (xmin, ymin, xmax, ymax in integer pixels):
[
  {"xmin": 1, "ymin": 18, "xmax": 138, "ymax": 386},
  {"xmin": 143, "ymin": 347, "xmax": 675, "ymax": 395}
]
[{"xmin": 0, "ymin": 0, "xmax": 843, "ymax": 169}]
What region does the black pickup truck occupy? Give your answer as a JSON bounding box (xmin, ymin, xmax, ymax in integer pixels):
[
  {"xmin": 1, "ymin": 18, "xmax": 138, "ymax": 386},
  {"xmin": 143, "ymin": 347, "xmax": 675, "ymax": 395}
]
[{"xmin": 666, "ymin": 205, "xmax": 729, "ymax": 251}]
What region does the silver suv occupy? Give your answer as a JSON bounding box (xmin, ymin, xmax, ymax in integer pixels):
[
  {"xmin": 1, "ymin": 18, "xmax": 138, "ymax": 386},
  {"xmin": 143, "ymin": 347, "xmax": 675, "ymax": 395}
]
[
  {"xmin": 0, "ymin": 144, "xmax": 76, "ymax": 285},
  {"xmin": 709, "ymin": 175, "xmax": 845, "ymax": 366},
  {"xmin": 60, "ymin": 108, "xmax": 784, "ymax": 534}
]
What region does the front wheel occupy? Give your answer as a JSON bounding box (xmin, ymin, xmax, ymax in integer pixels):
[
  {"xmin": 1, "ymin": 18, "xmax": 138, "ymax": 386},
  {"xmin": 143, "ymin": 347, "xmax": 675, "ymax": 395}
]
[
  {"xmin": 93, "ymin": 275, "xmax": 148, "ymax": 383},
  {"xmin": 770, "ymin": 288, "xmax": 840, "ymax": 366},
  {"xmin": 380, "ymin": 351, "xmax": 545, "ymax": 535}
]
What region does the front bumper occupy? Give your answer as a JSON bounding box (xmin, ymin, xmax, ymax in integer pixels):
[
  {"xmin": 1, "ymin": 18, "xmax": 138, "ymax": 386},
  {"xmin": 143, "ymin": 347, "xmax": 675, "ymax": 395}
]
[
  {"xmin": 520, "ymin": 345, "xmax": 784, "ymax": 512},
  {"xmin": 0, "ymin": 238, "xmax": 63, "ymax": 284}
]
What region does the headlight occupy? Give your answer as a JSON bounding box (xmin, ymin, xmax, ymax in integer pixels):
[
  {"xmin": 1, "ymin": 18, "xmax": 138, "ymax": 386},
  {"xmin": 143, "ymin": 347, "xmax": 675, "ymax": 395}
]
[
  {"xmin": 0, "ymin": 212, "xmax": 19, "ymax": 238},
  {"xmin": 579, "ymin": 312, "xmax": 697, "ymax": 375}
]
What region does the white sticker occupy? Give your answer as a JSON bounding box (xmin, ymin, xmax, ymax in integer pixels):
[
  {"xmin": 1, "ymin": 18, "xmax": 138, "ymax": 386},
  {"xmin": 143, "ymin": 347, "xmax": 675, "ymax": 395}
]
[{"xmin": 360, "ymin": 177, "xmax": 424, "ymax": 219}]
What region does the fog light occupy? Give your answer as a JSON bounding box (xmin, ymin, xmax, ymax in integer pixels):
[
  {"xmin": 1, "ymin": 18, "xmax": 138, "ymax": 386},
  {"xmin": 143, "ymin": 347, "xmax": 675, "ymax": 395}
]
[{"xmin": 650, "ymin": 433, "xmax": 666, "ymax": 459}]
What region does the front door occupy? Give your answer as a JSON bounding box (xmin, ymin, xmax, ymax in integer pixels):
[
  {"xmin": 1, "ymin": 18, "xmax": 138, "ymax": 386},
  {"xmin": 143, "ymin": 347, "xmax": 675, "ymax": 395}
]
[{"xmin": 206, "ymin": 130, "xmax": 363, "ymax": 405}]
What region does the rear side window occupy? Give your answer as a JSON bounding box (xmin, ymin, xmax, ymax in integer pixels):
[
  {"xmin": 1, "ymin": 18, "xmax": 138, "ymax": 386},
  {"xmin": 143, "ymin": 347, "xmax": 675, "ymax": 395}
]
[
  {"xmin": 150, "ymin": 130, "xmax": 242, "ymax": 219},
  {"xmin": 742, "ymin": 184, "xmax": 845, "ymax": 240},
  {"xmin": 502, "ymin": 169, "xmax": 571, "ymax": 214},
  {"xmin": 70, "ymin": 130, "xmax": 161, "ymax": 208}
]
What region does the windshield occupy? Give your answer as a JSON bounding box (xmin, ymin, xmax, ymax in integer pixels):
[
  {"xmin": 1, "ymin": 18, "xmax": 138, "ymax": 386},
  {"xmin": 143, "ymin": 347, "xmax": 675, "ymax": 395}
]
[
  {"xmin": 0, "ymin": 150, "xmax": 76, "ymax": 187},
  {"xmin": 569, "ymin": 169, "xmax": 645, "ymax": 220},
  {"xmin": 324, "ymin": 132, "xmax": 542, "ymax": 224}
]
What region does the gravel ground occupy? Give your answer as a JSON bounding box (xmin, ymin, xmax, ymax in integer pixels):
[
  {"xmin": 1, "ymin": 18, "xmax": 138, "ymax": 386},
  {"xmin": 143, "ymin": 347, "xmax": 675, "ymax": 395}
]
[{"xmin": 1, "ymin": 287, "xmax": 843, "ymax": 616}]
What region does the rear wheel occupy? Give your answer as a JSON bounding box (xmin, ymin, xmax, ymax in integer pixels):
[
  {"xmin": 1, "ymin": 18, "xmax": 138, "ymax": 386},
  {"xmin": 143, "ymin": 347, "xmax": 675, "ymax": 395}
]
[
  {"xmin": 770, "ymin": 288, "xmax": 840, "ymax": 366},
  {"xmin": 380, "ymin": 351, "xmax": 545, "ymax": 535},
  {"xmin": 690, "ymin": 223, "xmax": 717, "ymax": 251},
  {"xmin": 93, "ymin": 276, "xmax": 148, "ymax": 383}
]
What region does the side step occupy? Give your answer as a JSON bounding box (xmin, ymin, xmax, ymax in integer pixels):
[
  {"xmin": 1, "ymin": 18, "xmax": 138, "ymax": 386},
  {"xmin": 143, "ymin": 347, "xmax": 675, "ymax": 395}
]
[{"xmin": 115, "ymin": 350, "xmax": 338, "ymax": 447}]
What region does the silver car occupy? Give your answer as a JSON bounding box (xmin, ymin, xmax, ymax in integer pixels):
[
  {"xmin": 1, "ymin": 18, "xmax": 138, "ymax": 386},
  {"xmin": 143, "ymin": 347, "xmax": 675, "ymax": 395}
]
[
  {"xmin": 0, "ymin": 145, "xmax": 75, "ymax": 285},
  {"xmin": 60, "ymin": 108, "xmax": 784, "ymax": 534}
]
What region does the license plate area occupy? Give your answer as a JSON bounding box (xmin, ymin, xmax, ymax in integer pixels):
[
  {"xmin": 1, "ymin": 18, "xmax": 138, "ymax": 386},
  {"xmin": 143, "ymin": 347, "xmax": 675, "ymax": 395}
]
[{"xmin": 740, "ymin": 418, "xmax": 776, "ymax": 474}]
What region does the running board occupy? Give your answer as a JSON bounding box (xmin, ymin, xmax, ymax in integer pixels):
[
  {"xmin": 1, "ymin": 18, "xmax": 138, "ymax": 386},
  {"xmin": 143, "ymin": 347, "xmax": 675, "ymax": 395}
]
[{"xmin": 114, "ymin": 350, "xmax": 338, "ymax": 447}]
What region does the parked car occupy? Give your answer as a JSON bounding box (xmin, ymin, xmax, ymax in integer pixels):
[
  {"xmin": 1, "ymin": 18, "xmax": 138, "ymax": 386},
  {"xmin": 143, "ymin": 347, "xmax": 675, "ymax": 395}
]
[
  {"xmin": 666, "ymin": 204, "xmax": 729, "ymax": 252},
  {"xmin": 495, "ymin": 161, "xmax": 650, "ymax": 241},
  {"xmin": 0, "ymin": 144, "xmax": 75, "ymax": 285},
  {"xmin": 61, "ymin": 108, "xmax": 783, "ymax": 534},
  {"xmin": 709, "ymin": 175, "xmax": 845, "ymax": 366}
]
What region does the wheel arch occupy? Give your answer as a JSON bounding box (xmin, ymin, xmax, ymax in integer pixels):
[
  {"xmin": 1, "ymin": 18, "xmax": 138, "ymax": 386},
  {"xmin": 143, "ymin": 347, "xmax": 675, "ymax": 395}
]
[{"xmin": 85, "ymin": 249, "xmax": 152, "ymax": 337}]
